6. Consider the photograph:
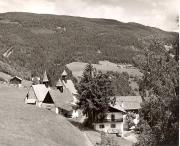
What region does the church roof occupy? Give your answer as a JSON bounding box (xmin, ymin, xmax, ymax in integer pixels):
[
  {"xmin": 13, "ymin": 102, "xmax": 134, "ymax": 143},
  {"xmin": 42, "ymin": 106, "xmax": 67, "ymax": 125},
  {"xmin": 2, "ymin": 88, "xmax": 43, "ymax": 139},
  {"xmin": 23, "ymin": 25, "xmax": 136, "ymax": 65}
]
[
  {"xmin": 56, "ymin": 79, "xmax": 63, "ymax": 87},
  {"xmin": 43, "ymin": 71, "xmax": 49, "ymax": 82}
]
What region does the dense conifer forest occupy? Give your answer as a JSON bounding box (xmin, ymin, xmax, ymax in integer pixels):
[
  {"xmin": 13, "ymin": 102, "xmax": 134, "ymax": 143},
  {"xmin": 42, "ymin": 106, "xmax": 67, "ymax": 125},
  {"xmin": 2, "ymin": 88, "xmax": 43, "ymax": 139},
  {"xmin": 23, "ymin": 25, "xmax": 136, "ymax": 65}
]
[{"xmin": 0, "ymin": 12, "xmax": 177, "ymax": 85}]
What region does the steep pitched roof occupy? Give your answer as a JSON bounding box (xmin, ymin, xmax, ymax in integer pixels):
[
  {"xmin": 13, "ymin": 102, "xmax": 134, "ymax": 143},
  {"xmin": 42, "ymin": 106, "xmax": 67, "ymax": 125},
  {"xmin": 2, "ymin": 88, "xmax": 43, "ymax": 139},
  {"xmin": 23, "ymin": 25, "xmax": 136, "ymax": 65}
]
[
  {"xmin": 62, "ymin": 80, "xmax": 77, "ymax": 95},
  {"xmin": 62, "ymin": 70, "xmax": 68, "ymax": 76},
  {"xmin": 32, "ymin": 84, "xmax": 49, "ymax": 102},
  {"xmin": 49, "ymin": 87, "xmax": 74, "ymax": 109},
  {"xmin": 26, "ymin": 87, "xmax": 36, "ymax": 99},
  {"xmin": 25, "ymin": 87, "xmax": 36, "ymax": 104},
  {"xmin": 56, "ymin": 79, "xmax": 63, "ymax": 87},
  {"xmin": 115, "ymin": 96, "xmax": 142, "ymax": 110},
  {"xmin": 43, "ymin": 71, "xmax": 49, "ymax": 82},
  {"xmin": 60, "ymin": 103, "xmax": 73, "ymax": 111}
]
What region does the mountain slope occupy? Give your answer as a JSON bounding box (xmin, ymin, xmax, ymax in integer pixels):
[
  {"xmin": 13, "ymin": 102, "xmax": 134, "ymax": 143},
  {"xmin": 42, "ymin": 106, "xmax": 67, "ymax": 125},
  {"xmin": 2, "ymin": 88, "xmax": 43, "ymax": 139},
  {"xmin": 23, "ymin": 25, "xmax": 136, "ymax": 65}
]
[
  {"xmin": 0, "ymin": 12, "xmax": 177, "ymax": 83},
  {"xmin": 0, "ymin": 84, "xmax": 90, "ymax": 146}
]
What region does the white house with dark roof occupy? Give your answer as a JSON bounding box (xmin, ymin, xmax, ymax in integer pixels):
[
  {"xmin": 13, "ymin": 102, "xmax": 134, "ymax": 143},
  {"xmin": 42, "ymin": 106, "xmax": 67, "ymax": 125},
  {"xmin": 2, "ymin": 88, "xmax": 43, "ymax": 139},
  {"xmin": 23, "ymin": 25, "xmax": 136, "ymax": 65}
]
[
  {"xmin": 93, "ymin": 96, "xmax": 142, "ymax": 135},
  {"xmin": 93, "ymin": 103, "xmax": 126, "ymax": 134}
]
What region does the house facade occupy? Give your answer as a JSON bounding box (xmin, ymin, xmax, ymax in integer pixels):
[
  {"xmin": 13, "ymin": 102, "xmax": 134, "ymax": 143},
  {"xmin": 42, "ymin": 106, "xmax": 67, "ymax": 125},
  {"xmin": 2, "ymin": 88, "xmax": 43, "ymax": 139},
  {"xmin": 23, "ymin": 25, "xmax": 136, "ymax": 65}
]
[
  {"xmin": 93, "ymin": 105, "xmax": 126, "ymax": 134},
  {"xmin": 93, "ymin": 96, "xmax": 142, "ymax": 134}
]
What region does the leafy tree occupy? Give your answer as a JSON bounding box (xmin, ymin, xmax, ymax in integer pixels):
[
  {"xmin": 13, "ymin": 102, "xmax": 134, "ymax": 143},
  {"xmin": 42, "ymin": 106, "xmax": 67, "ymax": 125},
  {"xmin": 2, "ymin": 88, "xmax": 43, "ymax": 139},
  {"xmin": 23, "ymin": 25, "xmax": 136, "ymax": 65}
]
[
  {"xmin": 136, "ymin": 38, "xmax": 179, "ymax": 146},
  {"xmin": 76, "ymin": 63, "xmax": 115, "ymax": 127}
]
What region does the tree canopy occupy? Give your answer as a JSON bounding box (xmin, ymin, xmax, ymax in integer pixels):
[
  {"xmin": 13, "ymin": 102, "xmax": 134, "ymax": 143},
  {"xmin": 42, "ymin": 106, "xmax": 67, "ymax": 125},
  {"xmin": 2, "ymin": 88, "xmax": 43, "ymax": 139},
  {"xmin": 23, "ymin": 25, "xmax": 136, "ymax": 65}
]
[
  {"xmin": 76, "ymin": 63, "xmax": 115, "ymax": 126},
  {"xmin": 135, "ymin": 38, "xmax": 179, "ymax": 146}
]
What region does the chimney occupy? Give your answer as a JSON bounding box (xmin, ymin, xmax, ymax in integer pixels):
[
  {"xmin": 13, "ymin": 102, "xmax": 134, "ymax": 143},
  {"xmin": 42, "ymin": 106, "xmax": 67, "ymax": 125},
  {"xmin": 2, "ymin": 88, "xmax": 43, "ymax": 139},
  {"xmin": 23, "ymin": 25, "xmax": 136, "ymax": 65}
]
[
  {"xmin": 56, "ymin": 79, "xmax": 63, "ymax": 92},
  {"xmin": 43, "ymin": 70, "xmax": 49, "ymax": 88}
]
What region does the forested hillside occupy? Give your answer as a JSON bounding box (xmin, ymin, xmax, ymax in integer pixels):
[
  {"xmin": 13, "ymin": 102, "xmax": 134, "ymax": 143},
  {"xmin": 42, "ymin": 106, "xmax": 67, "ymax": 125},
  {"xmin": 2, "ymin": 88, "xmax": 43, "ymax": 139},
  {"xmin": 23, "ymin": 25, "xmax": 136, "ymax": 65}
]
[{"xmin": 0, "ymin": 12, "xmax": 177, "ymax": 84}]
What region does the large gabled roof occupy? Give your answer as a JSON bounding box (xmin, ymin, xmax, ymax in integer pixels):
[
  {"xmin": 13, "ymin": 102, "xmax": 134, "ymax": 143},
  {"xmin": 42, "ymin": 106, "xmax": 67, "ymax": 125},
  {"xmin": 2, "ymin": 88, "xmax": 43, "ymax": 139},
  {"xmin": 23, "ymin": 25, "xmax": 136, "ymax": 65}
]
[
  {"xmin": 62, "ymin": 80, "xmax": 77, "ymax": 95},
  {"xmin": 115, "ymin": 96, "xmax": 142, "ymax": 102},
  {"xmin": 49, "ymin": 87, "xmax": 74, "ymax": 109},
  {"xmin": 109, "ymin": 103, "xmax": 126, "ymax": 113},
  {"xmin": 32, "ymin": 84, "xmax": 49, "ymax": 102},
  {"xmin": 115, "ymin": 96, "xmax": 142, "ymax": 110}
]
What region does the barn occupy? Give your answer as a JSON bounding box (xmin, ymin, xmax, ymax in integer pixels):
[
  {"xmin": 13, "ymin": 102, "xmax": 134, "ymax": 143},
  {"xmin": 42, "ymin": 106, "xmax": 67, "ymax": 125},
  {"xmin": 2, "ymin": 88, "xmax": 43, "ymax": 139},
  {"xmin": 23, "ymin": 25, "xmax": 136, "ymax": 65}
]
[{"xmin": 9, "ymin": 76, "xmax": 22, "ymax": 87}]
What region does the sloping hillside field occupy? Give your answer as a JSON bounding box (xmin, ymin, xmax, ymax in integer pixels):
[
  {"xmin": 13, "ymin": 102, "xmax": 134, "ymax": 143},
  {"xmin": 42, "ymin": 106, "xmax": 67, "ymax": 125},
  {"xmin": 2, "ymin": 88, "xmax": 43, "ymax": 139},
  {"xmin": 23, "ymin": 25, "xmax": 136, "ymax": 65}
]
[{"xmin": 0, "ymin": 85, "xmax": 89, "ymax": 146}]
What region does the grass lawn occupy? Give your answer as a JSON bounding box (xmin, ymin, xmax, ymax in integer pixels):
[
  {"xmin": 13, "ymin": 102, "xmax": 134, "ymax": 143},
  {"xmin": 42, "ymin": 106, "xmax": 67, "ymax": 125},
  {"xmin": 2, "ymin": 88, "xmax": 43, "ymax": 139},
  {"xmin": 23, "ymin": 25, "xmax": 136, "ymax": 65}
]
[{"xmin": 0, "ymin": 84, "xmax": 90, "ymax": 146}]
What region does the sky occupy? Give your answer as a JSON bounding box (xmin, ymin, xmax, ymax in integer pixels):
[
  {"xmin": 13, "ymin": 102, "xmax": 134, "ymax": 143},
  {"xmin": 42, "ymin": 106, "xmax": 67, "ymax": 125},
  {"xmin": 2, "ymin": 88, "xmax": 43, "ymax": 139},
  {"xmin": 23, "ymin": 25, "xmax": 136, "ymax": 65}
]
[{"xmin": 0, "ymin": 0, "xmax": 179, "ymax": 31}]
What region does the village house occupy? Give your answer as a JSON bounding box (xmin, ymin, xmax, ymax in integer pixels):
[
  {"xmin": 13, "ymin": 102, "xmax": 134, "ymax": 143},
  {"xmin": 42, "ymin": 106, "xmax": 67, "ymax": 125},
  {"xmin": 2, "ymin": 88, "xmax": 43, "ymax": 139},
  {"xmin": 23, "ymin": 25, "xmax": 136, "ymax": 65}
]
[
  {"xmin": 25, "ymin": 84, "xmax": 55, "ymax": 109},
  {"xmin": 93, "ymin": 103, "xmax": 126, "ymax": 134},
  {"xmin": 93, "ymin": 96, "xmax": 142, "ymax": 135},
  {"xmin": 9, "ymin": 76, "xmax": 22, "ymax": 87},
  {"xmin": 49, "ymin": 79, "xmax": 79, "ymax": 118},
  {"xmin": 25, "ymin": 70, "xmax": 80, "ymax": 118}
]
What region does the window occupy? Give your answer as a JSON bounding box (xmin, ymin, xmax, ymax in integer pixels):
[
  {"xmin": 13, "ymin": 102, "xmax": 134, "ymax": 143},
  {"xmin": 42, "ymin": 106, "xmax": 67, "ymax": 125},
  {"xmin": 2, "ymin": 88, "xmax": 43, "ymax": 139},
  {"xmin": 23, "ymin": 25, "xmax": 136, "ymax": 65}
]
[
  {"xmin": 111, "ymin": 114, "xmax": 115, "ymax": 121},
  {"xmin": 99, "ymin": 124, "xmax": 104, "ymax": 129},
  {"xmin": 111, "ymin": 124, "xmax": 116, "ymax": 128}
]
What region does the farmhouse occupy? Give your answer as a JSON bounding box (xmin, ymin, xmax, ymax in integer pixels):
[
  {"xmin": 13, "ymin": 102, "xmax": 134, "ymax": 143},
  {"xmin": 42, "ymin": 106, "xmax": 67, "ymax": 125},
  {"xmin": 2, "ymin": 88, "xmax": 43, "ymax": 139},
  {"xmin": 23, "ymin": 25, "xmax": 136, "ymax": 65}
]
[
  {"xmin": 93, "ymin": 96, "xmax": 142, "ymax": 134},
  {"xmin": 9, "ymin": 76, "xmax": 22, "ymax": 87},
  {"xmin": 93, "ymin": 103, "xmax": 126, "ymax": 134},
  {"xmin": 25, "ymin": 84, "xmax": 55, "ymax": 109}
]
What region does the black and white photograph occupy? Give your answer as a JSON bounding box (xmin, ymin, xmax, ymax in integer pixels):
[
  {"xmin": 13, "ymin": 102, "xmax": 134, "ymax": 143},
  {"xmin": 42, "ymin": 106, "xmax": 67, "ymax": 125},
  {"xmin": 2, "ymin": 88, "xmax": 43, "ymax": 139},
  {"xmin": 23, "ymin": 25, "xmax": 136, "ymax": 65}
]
[{"xmin": 0, "ymin": 0, "xmax": 179, "ymax": 146}]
